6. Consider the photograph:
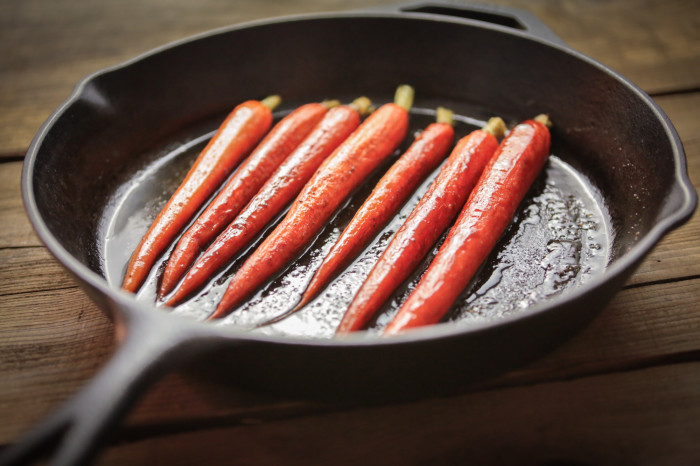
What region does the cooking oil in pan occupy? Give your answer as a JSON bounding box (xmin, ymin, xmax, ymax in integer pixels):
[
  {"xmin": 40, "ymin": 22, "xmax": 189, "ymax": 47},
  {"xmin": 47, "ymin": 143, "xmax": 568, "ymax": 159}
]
[
  {"xmin": 253, "ymin": 156, "xmax": 611, "ymax": 337},
  {"xmin": 101, "ymin": 110, "xmax": 611, "ymax": 338}
]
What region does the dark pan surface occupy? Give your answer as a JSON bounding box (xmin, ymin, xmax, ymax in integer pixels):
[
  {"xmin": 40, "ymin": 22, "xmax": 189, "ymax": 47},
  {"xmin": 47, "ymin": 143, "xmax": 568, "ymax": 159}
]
[
  {"xmin": 25, "ymin": 12, "xmax": 694, "ymax": 358},
  {"xmin": 101, "ymin": 106, "xmax": 612, "ymax": 337}
]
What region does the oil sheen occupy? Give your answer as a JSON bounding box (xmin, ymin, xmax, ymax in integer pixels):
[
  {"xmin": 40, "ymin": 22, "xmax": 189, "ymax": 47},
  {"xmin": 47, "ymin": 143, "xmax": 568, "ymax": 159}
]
[{"xmin": 101, "ymin": 110, "xmax": 611, "ymax": 338}]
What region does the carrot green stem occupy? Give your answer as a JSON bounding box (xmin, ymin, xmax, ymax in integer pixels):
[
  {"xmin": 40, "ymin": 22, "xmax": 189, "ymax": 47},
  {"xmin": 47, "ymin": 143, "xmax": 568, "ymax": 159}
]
[
  {"xmin": 350, "ymin": 97, "xmax": 373, "ymax": 116},
  {"xmin": 394, "ymin": 85, "xmax": 414, "ymax": 112},
  {"xmin": 534, "ymin": 114, "xmax": 552, "ymax": 127},
  {"xmin": 321, "ymin": 99, "xmax": 340, "ymax": 109},
  {"xmin": 482, "ymin": 117, "xmax": 506, "ymax": 139},
  {"xmin": 436, "ymin": 107, "xmax": 454, "ymax": 126},
  {"xmin": 261, "ymin": 95, "xmax": 282, "ymax": 110}
]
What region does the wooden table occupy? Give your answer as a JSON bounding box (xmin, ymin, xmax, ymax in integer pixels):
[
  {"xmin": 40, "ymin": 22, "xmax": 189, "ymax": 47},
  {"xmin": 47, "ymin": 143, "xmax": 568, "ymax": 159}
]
[{"xmin": 2, "ymin": 0, "xmax": 699, "ymax": 464}]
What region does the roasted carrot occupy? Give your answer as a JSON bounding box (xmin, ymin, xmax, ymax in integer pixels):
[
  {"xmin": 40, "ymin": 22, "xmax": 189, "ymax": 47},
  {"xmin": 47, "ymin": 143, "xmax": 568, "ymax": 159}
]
[
  {"xmin": 384, "ymin": 115, "xmax": 551, "ymax": 335},
  {"xmin": 157, "ymin": 101, "xmax": 331, "ymax": 298},
  {"xmin": 336, "ymin": 117, "xmax": 506, "ymax": 334},
  {"xmin": 164, "ymin": 98, "xmax": 371, "ymax": 305},
  {"xmin": 122, "ymin": 96, "xmax": 280, "ymax": 293},
  {"xmin": 290, "ymin": 107, "xmax": 456, "ymax": 314},
  {"xmin": 207, "ymin": 85, "xmax": 414, "ymax": 319}
]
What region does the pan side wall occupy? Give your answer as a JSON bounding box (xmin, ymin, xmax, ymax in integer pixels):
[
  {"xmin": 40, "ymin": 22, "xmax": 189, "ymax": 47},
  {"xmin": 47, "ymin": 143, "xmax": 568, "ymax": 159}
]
[{"xmin": 30, "ymin": 16, "xmax": 675, "ymax": 271}]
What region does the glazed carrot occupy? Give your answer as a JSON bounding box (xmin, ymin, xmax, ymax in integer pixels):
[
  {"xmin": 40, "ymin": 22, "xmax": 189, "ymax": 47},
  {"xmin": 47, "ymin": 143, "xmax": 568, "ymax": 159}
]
[
  {"xmin": 122, "ymin": 96, "xmax": 280, "ymax": 293},
  {"xmin": 164, "ymin": 98, "xmax": 371, "ymax": 305},
  {"xmin": 336, "ymin": 117, "xmax": 506, "ymax": 334},
  {"xmin": 157, "ymin": 101, "xmax": 331, "ymax": 298},
  {"xmin": 208, "ymin": 85, "xmax": 414, "ymax": 319},
  {"xmin": 291, "ymin": 108, "xmax": 456, "ymax": 313},
  {"xmin": 384, "ymin": 115, "xmax": 551, "ymax": 335}
]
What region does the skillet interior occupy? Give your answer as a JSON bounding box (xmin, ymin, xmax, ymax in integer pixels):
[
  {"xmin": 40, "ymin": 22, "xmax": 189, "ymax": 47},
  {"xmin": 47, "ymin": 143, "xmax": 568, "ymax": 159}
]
[
  {"xmin": 27, "ymin": 13, "xmax": 692, "ymax": 396},
  {"xmin": 100, "ymin": 108, "xmax": 611, "ymax": 337}
]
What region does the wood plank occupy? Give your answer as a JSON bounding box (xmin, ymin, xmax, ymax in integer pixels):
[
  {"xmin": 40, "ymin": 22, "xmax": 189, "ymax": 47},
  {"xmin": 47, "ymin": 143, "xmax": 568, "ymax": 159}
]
[
  {"xmin": 526, "ymin": 0, "xmax": 700, "ymax": 95},
  {"xmin": 503, "ymin": 277, "xmax": 700, "ymax": 381},
  {"xmin": 0, "ymin": 0, "xmax": 384, "ymax": 156},
  {"xmin": 2, "ymin": 277, "xmax": 698, "ymax": 445},
  {"xmin": 0, "ymin": 161, "xmax": 41, "ymax": 248},
  {"xmin": 2, "ymin": 0, "xmax": 698, "ymax": 155},
  {"xmin": 625, "ymin": 91, "xmax": 700, "ymax": 285},
  {"xmin": 0, "ymin": 247, "xmax": 74, "ymax": 296},
  {"xmin": 627, "ymin": 137, "xmax": 700, "ymax": 285},
  {"xmin": 654, "ymin": 92, "xmax": 700, "ymax": 143},
  {"xmin": 98, "ymin": 362, "xmax": 700, "ymax": 465},
  {"xmin": 0, "ymin": 288, "xmax": 114, "ymax": 443}
]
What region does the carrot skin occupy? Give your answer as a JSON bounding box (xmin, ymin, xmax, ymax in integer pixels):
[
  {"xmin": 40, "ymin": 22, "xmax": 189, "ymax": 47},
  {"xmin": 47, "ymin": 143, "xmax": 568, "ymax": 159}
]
[
  {"xmin": 336, "ymin": 128, "xmax": 499, "ymax": 334},
  {"xmin": 158, "ymin": 103, "xmax": 328, "ymax": 298},
  {"xmin": 384, "ymin": 119, "xmax": 551, "ymax": 334},
  {"xmin": 209, "ymin": 102, "xmax": 410, "ymax": 319},
  {"xmin": 165, "ymin": 105, "xmax": 361, "ymax": 305},
  {"xmin": 122, "ymin": 100, "xmax": 273, "ymax": 293},
  {"xmin": 295, "ymin": 122, "xmax": 454, "ymax": 311}
]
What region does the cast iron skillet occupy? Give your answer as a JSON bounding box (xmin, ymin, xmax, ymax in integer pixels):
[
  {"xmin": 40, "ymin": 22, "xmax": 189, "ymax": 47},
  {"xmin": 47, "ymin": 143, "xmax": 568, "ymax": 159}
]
[{"xmin": 4, "ymin": 2, "xmax": 696, "ymax": 465}]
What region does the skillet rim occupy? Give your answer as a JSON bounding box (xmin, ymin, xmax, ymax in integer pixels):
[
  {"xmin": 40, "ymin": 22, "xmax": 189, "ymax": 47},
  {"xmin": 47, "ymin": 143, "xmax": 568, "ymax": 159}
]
[{"xmin": 20, "ymin": 9, "xmax": 698, "ymax": 349}]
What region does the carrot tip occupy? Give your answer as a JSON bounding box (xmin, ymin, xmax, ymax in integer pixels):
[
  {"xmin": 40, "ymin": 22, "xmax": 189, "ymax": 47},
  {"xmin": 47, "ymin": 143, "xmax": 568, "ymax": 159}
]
[
  {"xmin": 534, "ymin": 114, "xmax": 552, "ymax": 128},
  {"xmin": 261, "ymin": 95, "xmax": 282, "ymax": 110},
  {"xmin": 394, "ymin": 85, "xmax": 414, "ymax": 111},
  {"xmin": 483, "ymin": 117, "xmax": 507, "ymax": 139},
  {"xmin": 321, "ymin": 99, "xmax": 340, "ymax": 109},
  {"xmin": 207, "ymin": 307, "xmax": 226, "ymax": 321},
  {"xmin": 350, "ymin": 96, "xmax": 373, "ymax": 116},
  {"xmin": 436, "ymin": 107, "xmax": 454, "ymax": 126}
]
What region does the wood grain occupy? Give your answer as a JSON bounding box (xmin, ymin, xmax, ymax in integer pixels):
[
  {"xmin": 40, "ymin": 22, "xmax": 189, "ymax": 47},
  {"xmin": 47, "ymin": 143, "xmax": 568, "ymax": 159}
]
[
  {"xmin": 0, "ymin": 161, "xmax": 41, "ymax": 248},
  {"xmin": 2, "ymin": 0, "xmax": 699, "ymax": 155},
  {"xmin": 0, "ymin": 247, "xmax": 74, "ymax": 295},
  {"xmin": 626, "ymin": 94, "xmax": 700, "ymax": 285},
  {"xmin": 99, "ymin": 362, "xmax": 700, "ymax": 465},
  {"xmin": 0, "ymin": 288, "xmax": 113, "ymax": 443},
  {"xmin": 530, "ymin": 0, "xmax": 700, "ymax": 94},
  {"xmin": 0, "ymin": 0, "xmax": 384, "ymax": 156},
  {"xmin": 1, "ymin": 0, "xmax": 698, "ymax": 462},
  {"xmin": 627, "ymin": 138, "xmax": 700, "ymax": 285}
]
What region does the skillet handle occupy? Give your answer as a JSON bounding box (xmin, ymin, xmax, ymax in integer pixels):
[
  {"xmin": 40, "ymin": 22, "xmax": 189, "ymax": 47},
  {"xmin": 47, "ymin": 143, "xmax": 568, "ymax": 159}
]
[
  {"xmin": 0, "ymin": 307, "xmax": 212, "ymax": 466},
  {"xmin": 365, "ymin": 1, "xmax": 567, "ymax": 46}
]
